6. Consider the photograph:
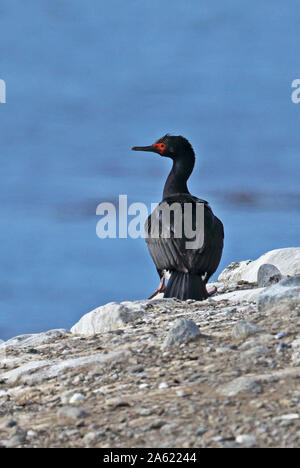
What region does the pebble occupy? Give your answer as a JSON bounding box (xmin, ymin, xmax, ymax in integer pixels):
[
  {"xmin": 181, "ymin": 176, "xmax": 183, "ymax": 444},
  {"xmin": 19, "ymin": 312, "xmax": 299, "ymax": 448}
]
[
  {"xmin": 210, "ymin": 435, "xmax": 225, "ymax": 442},
  {"xmin": 232, "ymin": 321, "xmax": 262, "ymax": 340},
  {"xmin": 219, "ymin": 376, "xmax": 262, "ymax": 397},
  {"xmin": 158, "ymin": 382, "xmax": 169, "ymax": 389},
  {"xmin": 83, "ymin": 431, "xmax": 105, "ymax": 444},
  {"xmin": 162, "ymin": 318, "xmax": 201, "ymax": 348},
  {"xmin": 215, "ymin": 346, "xmax": 232, "ymax": 354},
  {"xmin": 105, "ymin": 397, "xmax": 130, "ymax": 408},
  {"xmin": 160, "ymin": 423, "xmax": 178, "ymax": 435},
  {"xmin": 60, "ymin": 390, "xmax": 77, "ymax": 404},
  {"xmin": 276, "ymin": 331, "xmax": 287, "ymax": 340},
  {"xmin": 196, "ymin": 427, "xmax": 207, "ymax": 436},
  {"xmin": 139, "ymin": 383, "xmax": 148, "ymax": 389},
  {"xmin": 69, "ymin": 393, "xmax": 85, "ymax": 404},
  {"xmin": 129, "ymin": 365, "xmax": 144, "ymax": 373},
  {"xmin": 138, "ymin": 408, "xmax": 154, "ymax": 416},
  {"xmin": 149, "ymin": 420, "xmax": 166, "ymax": 430},
  {"xmin": 276, "ymin": 343, "xmax": 288, "ymax": 354},
  {"xmin": 6, "ymin": 419, "xmax": 18, "ymax": 428},
  {"xmin": 236, "ymin": 434, "xmax": 257, "ymax": 447},
  {"xmin": 72, "ymin": 375, "xmax": 84, "ymax": 385},
  {"xmin": 279, "ymin": 414, "xmax": 299, "ymax": 421},
  {"xmin": 242, "ymin": 345, "xmax": 268, "ymax": 358},
  {"xmin": 57, "ymin": 406, "xmax": 88, "ymax": 421},
  {"xmin": 291, "ymin": 338, "xmax": 300, "ymax": 349},
  {"xmin": 6, "ymin": 433, "xmax": 26, "ymax": 448}
]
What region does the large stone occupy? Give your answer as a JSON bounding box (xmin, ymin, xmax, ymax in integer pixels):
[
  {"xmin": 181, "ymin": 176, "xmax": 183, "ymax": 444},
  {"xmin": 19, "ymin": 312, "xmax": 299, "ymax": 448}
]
[
  {"xmin": 242, "ymin": 345, "xmax": 269, "ymax": 358},
  {"xmin": 232, "ymin": 321, "xmax": 263, "ymax": 340},
  {"xmin": 4, "ymin": 329, "xmax": 68, "ymax": 348},
  {"xmin": 0, "ymin": 360, "xmax": 52, "ymax": 384},
  {"xmin": 258, "ymin": 276, "xmax": 300, "ymax": 314},
  {"xmin": 218, "ymin": 376, "xmax": 262, "ymax": 396},
  {"xmin": 218, "ymin": 248, "xmax": 300, "ymax": 284},
  {"xmin": 219, "ymin": 367, "xmax": 300, "ymax": 396},
  {"xmin": 257, "ymin": 264, "xmax": 282, "ymax": 287},
  {"xmin": 211, "ymin": 288, "xmax": 263, "ymax": 303},
  {"xmin": 1, "ymin": 351, "xmax": 129, "ymax": 385},
  {"xmin": 162, "ymin": 318, "xmax": 201, "ymax": 348},
  {"xmin": 71, "ymin": 301, "xmax": 145, "ymax": 335}
]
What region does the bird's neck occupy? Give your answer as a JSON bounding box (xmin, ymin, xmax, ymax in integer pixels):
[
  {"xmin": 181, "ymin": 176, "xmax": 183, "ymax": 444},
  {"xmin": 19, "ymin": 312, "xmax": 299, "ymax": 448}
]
[{"xmin": 163, "ymin": 154, "xmax": 195, "ymax": 199}]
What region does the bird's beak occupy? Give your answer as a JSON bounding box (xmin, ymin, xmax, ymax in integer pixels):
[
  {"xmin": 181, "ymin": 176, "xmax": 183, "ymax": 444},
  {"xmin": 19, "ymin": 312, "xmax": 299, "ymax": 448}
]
[{"xmin": 132, "ymin": 145, "xmax": 157, "ymax": 153}]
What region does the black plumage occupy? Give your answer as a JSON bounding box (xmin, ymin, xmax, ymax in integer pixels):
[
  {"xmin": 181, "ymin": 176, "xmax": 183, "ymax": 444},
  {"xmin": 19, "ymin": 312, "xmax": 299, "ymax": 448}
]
[{"xmin": 132, "ymin": 135, "xmax": 224, "ymax": 301}]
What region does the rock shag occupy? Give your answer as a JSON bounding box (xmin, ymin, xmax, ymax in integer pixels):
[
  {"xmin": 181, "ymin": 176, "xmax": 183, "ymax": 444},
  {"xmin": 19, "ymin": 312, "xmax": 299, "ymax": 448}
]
[{"xmin": 132, "ymin": 134, "xmax": 224, "ymax": 300}]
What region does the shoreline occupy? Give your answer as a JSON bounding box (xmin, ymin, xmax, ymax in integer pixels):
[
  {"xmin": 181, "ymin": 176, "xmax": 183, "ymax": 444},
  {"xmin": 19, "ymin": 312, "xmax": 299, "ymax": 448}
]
[{"xmin": 0, "ymin": 247, "xmax": 300, "ymax": 448}]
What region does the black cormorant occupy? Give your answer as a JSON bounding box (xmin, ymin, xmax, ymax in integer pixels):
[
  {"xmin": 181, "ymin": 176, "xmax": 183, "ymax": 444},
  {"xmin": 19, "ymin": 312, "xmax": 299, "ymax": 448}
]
[{"xmin": 132, "ymin": 134, "xmax": 224, "ymax": 301}]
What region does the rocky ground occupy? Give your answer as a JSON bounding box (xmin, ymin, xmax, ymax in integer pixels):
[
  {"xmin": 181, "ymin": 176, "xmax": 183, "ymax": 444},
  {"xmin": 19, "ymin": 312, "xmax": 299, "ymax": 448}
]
[{"xmin": 0, "ymin": 247, "xmax": 300, "ymax": 448}]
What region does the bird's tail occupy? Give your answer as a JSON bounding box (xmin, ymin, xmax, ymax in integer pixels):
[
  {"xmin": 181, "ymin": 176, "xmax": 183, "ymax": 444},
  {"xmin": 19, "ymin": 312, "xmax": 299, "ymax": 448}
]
[{"xmin": 164, "ymin": 271, "xmax": 208, "ymax": 301}]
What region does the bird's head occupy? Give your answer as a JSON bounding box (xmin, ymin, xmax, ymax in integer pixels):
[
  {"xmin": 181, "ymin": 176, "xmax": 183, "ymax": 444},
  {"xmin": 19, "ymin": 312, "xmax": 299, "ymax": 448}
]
[{"xmin": 132, "ymin": 134, "xmax": 195, "ymax": 160}]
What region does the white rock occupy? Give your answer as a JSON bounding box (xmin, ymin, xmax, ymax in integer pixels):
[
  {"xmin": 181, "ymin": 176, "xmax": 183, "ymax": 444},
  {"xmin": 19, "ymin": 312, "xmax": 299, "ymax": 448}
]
[
  {"xmin": 257, "ymin": 263, "xmax": 282, "ymax": 287},
  {"xmin": 71, "ymin": 301, "xmax": 144, "ymax": 335},
  {"xmin": 0, "ymin": 360, "xmax": 52, "ymax": 384},
  {"xmin": 218, "ymin": 248, "xmax": 300, "ymax": 284},
  {"xmin": 219, "ymin": 376, "xmax": 262, "ymax": 396},
  {"xmin": 162, "ymin": 318, "xmax": 201, "ymax": 348},
  {"xmin": 60, "ymin": 390, "xmax": 76, "ymax": 404},
  {"xmin": 236, "ymin": 434, "xmax": 257, "ymax": 447},
  {"xmin": 4, "ymin": 329, "xmax": 67, "ymax": 348},
  {"xmin": 69, "ymin": 393, "xmax": 85, "ymax": 404},
  {"xmin": 211, "ymin": 288, "xmax": 264, "ymax": 303},
  {"xmin": 0, "ymin": 358, "xmax": 24, "ymax": 370},
  {"xmin": 219, "ymin": 367, "xmax": 300, "ymax": 397},
  {"xmin": 158, "ymin": 382, "xmax": 169, "ymax": 389},
  {"xmin": 1, "ymin": 351, "xmax": 129, "ymax": 385},
  {"xmin": 258, "ymin": 276, "xmax": 300, "ymax": 314},
  {"xmin": 291, "ymin": 338, "xmax": 300, "ymax": 349},
  {"xmin": 83, "ymin": 431, "xmax": 104, "ymax": 443},
  {"xmin": 279, "ymin": 414, "xmax": 299, "ymax": 421},
  {"xmin": 218, "ymin": 260, "xmax": 252, "ymax": 283}
]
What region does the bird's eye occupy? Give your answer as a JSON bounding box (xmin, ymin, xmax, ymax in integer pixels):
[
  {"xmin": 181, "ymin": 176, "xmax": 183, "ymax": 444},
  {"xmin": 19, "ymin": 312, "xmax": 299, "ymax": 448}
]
[{"xmin": 153, "ymin": 142, "xmax": 166, "ymax": 153}]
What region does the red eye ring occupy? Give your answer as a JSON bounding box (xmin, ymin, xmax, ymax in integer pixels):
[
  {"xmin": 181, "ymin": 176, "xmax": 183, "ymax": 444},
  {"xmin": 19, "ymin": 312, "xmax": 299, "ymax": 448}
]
[{"xmin": 153, "ymin": 142, "xmax": 166, "ymax": 153}]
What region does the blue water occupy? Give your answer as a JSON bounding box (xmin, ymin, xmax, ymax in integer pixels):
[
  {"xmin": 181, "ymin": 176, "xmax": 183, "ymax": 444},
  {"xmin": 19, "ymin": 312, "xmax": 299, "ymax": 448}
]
[{"xmin": 0, "ymin": 0, "xmax": 299, "ymax": 339}]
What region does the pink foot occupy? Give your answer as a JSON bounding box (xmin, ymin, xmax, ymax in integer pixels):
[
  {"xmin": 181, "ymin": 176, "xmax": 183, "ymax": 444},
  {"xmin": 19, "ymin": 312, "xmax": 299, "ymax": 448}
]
[
  {"xmin": 206, "ymin": 285, "xmax": 217, "ymax": 297},
  {"xmin": 148, "ymin": 277, "xmax": 166, "ymax": 300}
]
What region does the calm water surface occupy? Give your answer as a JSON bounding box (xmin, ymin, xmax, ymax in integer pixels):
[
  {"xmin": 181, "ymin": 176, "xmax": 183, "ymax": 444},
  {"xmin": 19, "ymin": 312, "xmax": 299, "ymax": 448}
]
[{"xmin": 0, "ymin": 1, "xmax": 299, "ymax": 339}]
